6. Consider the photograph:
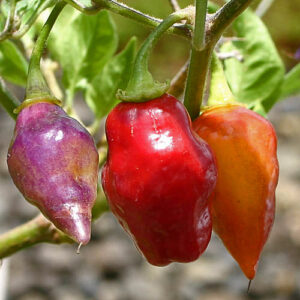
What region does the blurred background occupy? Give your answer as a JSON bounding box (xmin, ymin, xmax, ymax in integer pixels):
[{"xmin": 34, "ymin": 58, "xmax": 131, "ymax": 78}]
[{"xmin": 0, "ymin": 0, "xmax": 300, "ymax": 299}]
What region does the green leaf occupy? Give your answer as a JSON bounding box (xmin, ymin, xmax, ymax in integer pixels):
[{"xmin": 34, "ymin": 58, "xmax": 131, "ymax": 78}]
[
  {"xmin": 0, "ymin": 13, "xmax": 5, "ymax": 32},
  {"xmin": 49, "ymin": 7, "xmax": 118, "ymax": 103},
  {"xmin": 0, "ymin": 78, "xmax": 20, "ymax": 119},
  {"xmin": 221, "ymin": 9, "xmax": 285, "ymax": 114},
  {"xmin": 280, "ymin": 64, "xmax": 300, "ymax": 99},
  {"xmin": 1, "ymin": 0, "xmax": 55, "ymax": 30},
  {"xmin": 16, "ymin": 0, "xmax": 55, "ymax": 24},
  {"xmin": 207, "ymin": 52, "xmax": 235, "ymax": 106},
  {"xmin": 0, "ymin": 40, "xmax": 28, "ymax": 86},
  {"xmin": 86, "ymin": 37, "xmax": 136, "ymax": 118}
]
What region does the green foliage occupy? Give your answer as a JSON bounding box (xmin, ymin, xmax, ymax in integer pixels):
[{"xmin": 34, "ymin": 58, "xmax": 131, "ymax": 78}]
[
  {"xmin": 86, "ymin": 38, "xmax": 136, "ymax": 118},
  {"xmin": 1, "ymin": 0, "xmax": 55, "ymax": 28},
  {"xmin": 0, "ymin": 40, "xmax": 28, "ymax": 86},
  {"xmin": 221, "ymin": 9, "xmax": 285, "ymax": 115},
  {"xmin": 280, "ymin": 64, "xmax": 300, "ymax": 99},
  {"xmin": 0, "ymin": 79, "xmax": 19, "ymax": 119},
  {"xmin": 49, "ymin": 7, "xmax": 118, "ymax": 105},
  {"xmin": 0, "ymin": 0, "xmax": 295, "ymax": 121},
  {"xmin": 48, "ymin": 6, "xmax": 137, "ymax": 118},
  {"xmin": 207, "ymin": 53, "xmax": 235, "ymax": 107}
]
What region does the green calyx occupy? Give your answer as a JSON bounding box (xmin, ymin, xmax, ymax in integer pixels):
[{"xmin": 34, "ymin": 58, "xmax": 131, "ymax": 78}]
[
  {"xmin": 116, "ymin": 74, "xmax": 170, "ymax": 102},
  {"xmin": 207, "ymin": 52, "xmax": 236, "ymax": 107},
  {"xmin": 117, "ymin": 7, "xmax": 194, "ymax": 103},
  {"xmin": 19, "ymin": 2, "xmax": 66, "ymax": 115}
]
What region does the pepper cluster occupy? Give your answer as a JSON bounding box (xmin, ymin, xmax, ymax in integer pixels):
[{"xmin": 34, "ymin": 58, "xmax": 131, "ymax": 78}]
[
  {"xmin": 102, "ymin": 95, "xmax": 278, "ymax": 280},
  {"xmin": 6, "ymin": 4, "xmax": 279, "ymax": 281}
]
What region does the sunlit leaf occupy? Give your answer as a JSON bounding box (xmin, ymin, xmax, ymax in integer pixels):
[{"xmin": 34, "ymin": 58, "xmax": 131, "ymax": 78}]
[
  {"xmin": 221, "ymin": 9, "xmax": 284, "ymax": 115},
  {"xmin": 280, "ymin": 63, "xmax": 300, "ymax": 99},
  {"xmin": 86, "ymin": 37, "xmax": 136, "ymax": 118},
  {"xmin": 0, "ymin": 40, "xmax": 28, "ymax": 86},
  {"xmin": 49, "ymin": 7, "xmax": 118, "ymax": 102}
]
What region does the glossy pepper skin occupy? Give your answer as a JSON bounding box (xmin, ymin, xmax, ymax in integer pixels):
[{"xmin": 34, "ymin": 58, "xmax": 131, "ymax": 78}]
[
  {"xmin": 193, "ymin": 104, "xmax": 279, "ymax": 279},
  {"xmin": 7, "ymin": 102, "xmax": 99, "ymax": 245},
  {"xmin": 102, "ymin": 94, "xmax": 217, "ymax": 266}
]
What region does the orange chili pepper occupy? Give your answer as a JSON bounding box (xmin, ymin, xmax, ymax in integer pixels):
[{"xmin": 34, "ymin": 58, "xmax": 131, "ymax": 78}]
[{"xmin": 193, "ymin": 104, "xmax": 279, "ymax": 279}]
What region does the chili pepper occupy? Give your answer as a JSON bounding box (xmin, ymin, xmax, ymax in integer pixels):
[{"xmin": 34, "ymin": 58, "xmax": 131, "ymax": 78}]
[
  {"xmin": 102, "ymin": 94, "xmax": 217, "ymax": 266},
  {"xmin": 193, "ymin": 104, "xmax": 279, "ymax": 279},
  {"xmin": 7, "ymin": 102, "xmax": 99, "ymax": 245}
]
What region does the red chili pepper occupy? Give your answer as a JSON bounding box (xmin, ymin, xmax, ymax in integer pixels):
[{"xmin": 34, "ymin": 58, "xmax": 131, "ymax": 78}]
[
  {"xmin": 193, "ymin": 104, "xmax": 279, "ymax": 279},
  {"xmin": 102, "ymin": 94, "xmax": 217, "ymax": 266}
]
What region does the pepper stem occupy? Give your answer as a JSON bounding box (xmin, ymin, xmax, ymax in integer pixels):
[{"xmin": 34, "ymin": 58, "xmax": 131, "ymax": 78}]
[
  {"xmin": 117, "ymin": 6, "xmax": 194, "ymax": 102},
  {"xmin": 206, "ymin": 52, "xmax": 236, "ymax": 107},
  {"xmin": 19, "ymin": 2, "xmax": 66, "ymax": 113},
  {"xmin": 183, "ymin": 0, "xmax": 208, "ymax": 120}
]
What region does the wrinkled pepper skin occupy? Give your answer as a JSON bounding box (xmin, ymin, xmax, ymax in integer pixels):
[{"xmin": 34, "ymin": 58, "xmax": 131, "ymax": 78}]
[
  {"xmin": 102, "ymin": 94, "xmax": 217, "ymax": 266},
  {"xmin": 193, "ymin": 104, "xmax": 279, "ymax": 279},
  {"xmin": 7, "ymin": 102, "xmax": 99, "ymax": 245}
]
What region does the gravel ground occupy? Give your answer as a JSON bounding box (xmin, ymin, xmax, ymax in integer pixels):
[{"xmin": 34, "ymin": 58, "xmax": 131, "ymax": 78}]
[{"xmin": 0, "ymin": 97, "xmax": 300, "ymax": 300}]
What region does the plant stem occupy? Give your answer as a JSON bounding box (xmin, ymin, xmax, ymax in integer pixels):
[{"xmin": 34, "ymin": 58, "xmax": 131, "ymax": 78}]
[
  {"xmin": 25, "ymin": 1, "xmax": 66, "ymax": 103},
  {"xmin": 167, "ymin": 49, "xmax": 242, "ymax": 99},
  {"xmin": 70, "ymin": 0, "xmax": 192, "ymax": 39},
  {"xmin": 183, "ymin": 0, "xmax": 254, "ymax": 119},
  {"xmin": 183, "ymin": 0, "xmax": 208, "ymax": 119},
  {"xmin": 168, "ymin": 0, "xmax": 181, "ymax": 12},
  {"xmin": 183, "ymin": 46, "xmax": 212, "ymax": 119},
  {"xmin": 0, "ymin": 0, "xmax": 16, "ymax": 41},
  {"xmin": 0, "ymin": 188, "xmax": 109, "ymax": 259},
  {"xmin": 92, "ymin": 187, "xmax": 109, "ymax": 221},
  {"xmin": 63, "ymin": 0, "xmax": 101, "ymax": 14},
  {"xmin": 208, "ymin": 0, "xmax": 254, "ymax": 44},
  {"xmin": 193, "ymin": 0, "xmax": 207, "ymax": 51},
  {"xmin": 168, "ymin": 60, "xmax": 189, "ymax": 98},
  {"xmin": 0, "ymin": 79, "xmax": 20, "ymax": 120},
  {"xmin": 256, "ymin": 0, "xmax": 275, "ymax": 17},
  {"xmin": 0, "ymin": 0, "xmax": 55, "ymax": 42},
  {"xmin": 0, "ymin": 215, "xmax": 72, "ymax": 259},
  {"xmin": 12, "ymin": 0, "xmax": 56, "ymax": 40},
  {"xmin": 117, "ymin": 7, "xmax": 194, "ymax": 102}
]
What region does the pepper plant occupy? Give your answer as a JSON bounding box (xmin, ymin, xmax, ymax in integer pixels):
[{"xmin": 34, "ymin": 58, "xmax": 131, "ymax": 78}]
[{"xmin": 0, "ymin": 0, "xmax": 299, "ymax": 283}]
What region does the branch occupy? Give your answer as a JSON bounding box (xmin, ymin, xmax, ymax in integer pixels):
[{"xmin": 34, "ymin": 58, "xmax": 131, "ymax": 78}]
[
  {"xmin": 66, "ymin": 0, "xmax": 192, "ymax": 39},
  {"xmin": 208, "ymin": 0, "xmax": 254, "ymax": 43},
  {"xmin": 12, "ymin": 0, "xmax": 56, "ymax": 40},
  {"xmin": 0, "ymin": 0, "xmax": 55, "ymax": 42},
  {"xmin": 0, "ymin": 188, "xmax": 109, "ymax": 259},
  {"xmin": 182, "ymin": 0, "xmax": 254, "ymax": 120},
  {"xmin": 217, "ymin": 50, "xmax": 243, "ymax": 62},
  {"xmin": 0, "ymin": 215, "xmax": 72, "ymax": 258},
  {"xmin": 0, "ymin": 0, "xmax": 17, "ymax": 41},
  {"xmin": 0, "ymin": 0, "xmax": 191, "ymax": 42},
  {"xmin": 168, "ymin": 0, "xmax": 181, "ymax": 12},
  {"xmin": 256, "ymin": 0, "xmax": 275, "ymax": 17},
  {"xmin": 168, "ymin": 60, "xmax": 189, "ymax": 98},
  {"xmin": 183, "ymin": 0, "xmax": 208, "ymax": 120},
  {"xmin": 63, "ymin": 0, "xmax": 101, "ymax": 14}
]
